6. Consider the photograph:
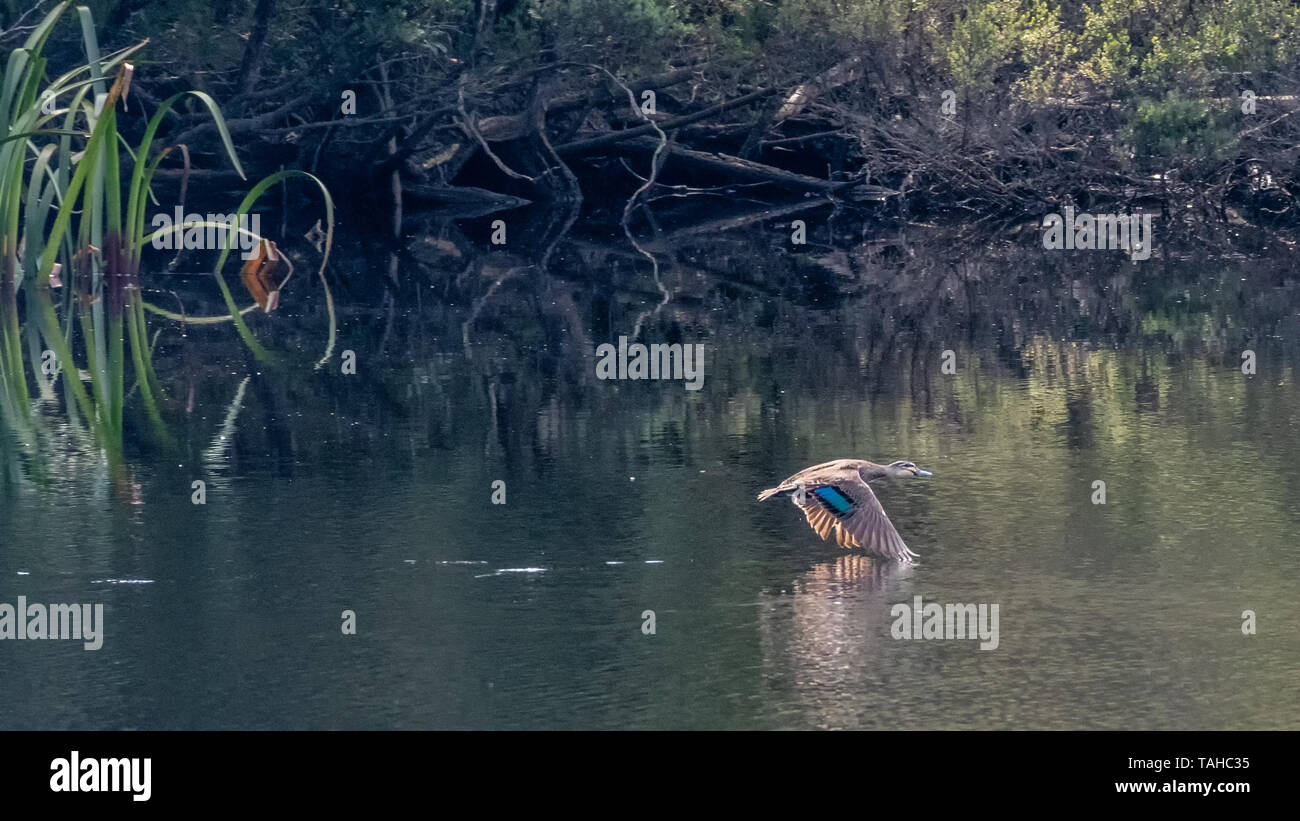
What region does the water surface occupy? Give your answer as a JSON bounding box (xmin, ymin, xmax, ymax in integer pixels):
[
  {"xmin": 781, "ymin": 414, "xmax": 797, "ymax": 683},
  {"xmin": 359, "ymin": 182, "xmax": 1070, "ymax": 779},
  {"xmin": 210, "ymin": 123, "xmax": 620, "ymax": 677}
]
[{"xmin": 2, "ymin": 213, "xmax": 1298, "ymax": 729}]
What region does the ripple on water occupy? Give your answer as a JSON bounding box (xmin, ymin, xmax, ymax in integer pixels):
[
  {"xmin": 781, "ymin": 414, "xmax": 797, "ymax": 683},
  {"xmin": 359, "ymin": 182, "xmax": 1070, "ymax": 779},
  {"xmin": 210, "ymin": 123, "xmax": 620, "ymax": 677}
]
[{"xmin": 474, "ymin": 567, "xmax": 548, "ymax": 579}]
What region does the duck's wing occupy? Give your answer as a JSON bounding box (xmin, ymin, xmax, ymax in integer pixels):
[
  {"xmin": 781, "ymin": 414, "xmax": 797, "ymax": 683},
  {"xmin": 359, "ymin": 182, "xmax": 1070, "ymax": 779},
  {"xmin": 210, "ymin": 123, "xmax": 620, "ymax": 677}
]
[{"xmin": 795, "ymin": 470, "xmax": 918, "ymax": 562}]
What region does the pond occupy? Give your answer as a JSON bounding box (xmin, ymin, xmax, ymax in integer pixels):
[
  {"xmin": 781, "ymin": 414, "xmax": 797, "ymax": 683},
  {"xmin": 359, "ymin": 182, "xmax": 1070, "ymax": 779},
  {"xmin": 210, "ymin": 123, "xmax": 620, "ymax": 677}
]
[{"xmin": 2, "ymin": 206, "xmax": 1298, "ymax": 729}]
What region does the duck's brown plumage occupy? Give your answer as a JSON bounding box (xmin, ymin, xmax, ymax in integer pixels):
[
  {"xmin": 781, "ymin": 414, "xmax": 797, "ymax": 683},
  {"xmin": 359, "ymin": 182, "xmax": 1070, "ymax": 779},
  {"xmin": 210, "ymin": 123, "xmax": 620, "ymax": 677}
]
[{"xmin": 757, "ymin": 459, "xmax": 925, "ymax": 562}]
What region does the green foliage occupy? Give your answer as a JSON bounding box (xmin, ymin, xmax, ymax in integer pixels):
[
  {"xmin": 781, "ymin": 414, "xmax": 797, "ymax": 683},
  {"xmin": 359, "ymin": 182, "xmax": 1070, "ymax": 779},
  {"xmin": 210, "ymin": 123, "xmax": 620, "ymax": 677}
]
[
  {"xmin": 1124, "ymin": 91, "xmax": 1237, "ymax": 163},
  {"xmin": 1075, "ymin": 0, "xmax": 1142, "ymax": 95},
  {"xmin": 1015, "ymin": 1, "xmax": 1077, "ymax": 100},
  {"xmin": 1139, "ymin": 0, "xmax": 1300, "ymax": 88},
  {"xmin": 511, "ymin": 0, "xmax": 692, "ymax": 71},
  {"xmin": 941, "ymin": 0, "xmax": 1030, "ymax": 96},
  {"xmin": 774, "ymin": 0, "xmax": 911, "ymax": 43}
]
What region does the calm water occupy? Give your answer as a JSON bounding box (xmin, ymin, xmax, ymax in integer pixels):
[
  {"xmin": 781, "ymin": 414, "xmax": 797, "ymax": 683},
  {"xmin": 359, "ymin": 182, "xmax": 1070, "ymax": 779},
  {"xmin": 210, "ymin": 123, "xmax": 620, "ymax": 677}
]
[{"xmin": 2, "ymin": 210, "xmax": 1298, "ymax": 729}]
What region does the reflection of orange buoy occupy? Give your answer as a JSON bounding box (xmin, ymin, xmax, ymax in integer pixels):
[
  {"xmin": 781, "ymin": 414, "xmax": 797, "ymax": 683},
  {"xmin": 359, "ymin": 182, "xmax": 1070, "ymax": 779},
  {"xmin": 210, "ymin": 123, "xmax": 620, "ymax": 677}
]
[{"xmin": 240, "ymin": 238, "xmax": 282, "ymax": 312}]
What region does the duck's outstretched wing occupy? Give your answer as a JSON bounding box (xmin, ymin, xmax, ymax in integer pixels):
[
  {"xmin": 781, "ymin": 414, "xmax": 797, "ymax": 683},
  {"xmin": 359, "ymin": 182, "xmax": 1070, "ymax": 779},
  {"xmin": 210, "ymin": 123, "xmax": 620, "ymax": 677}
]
[{"xmin": 795, "ymin": 471, "xmax": 918, "ymax": 562}]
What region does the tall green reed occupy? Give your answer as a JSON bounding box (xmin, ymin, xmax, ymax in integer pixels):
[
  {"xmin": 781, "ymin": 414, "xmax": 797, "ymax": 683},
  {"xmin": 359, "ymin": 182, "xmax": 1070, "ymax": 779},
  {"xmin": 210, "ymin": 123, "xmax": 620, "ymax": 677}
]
[{"xmin": 0, "ymin": 2, "xmax": 336, "ymax": 487}]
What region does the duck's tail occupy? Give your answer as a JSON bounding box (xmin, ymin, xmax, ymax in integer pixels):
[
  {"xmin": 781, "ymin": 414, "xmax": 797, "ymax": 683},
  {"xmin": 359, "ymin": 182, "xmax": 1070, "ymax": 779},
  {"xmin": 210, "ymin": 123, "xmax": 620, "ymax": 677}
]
[{"xmin": 756, "ymin": 486, "xmax": 785, "ymax": 502}]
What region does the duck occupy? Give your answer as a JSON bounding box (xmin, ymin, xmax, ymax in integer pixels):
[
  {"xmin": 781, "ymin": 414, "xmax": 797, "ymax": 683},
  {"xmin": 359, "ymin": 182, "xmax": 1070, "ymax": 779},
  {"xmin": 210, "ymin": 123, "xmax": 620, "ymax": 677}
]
[{"xmin": 757, "ymin": 459, "xmax": 932, "ymax": 562}]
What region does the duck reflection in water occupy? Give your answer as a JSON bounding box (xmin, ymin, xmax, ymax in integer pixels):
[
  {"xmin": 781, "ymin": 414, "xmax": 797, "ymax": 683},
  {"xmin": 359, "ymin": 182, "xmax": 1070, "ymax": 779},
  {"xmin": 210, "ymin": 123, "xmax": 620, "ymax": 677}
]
[{"xmin": 758, "ymin": 554, "xmax": 916, "ymax": 728}]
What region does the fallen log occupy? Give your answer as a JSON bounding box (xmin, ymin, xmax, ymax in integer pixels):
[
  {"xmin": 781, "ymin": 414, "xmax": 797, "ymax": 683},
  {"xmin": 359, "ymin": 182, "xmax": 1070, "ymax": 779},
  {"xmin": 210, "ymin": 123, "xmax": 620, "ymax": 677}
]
[
  {"xmin": 384, "ymin": 67, "xmax": 703, "ymax": 165},
  {"xmin": 168, "ymin": 92, "xmax": 316, "ymax": 146},
  {"xmin": 618, "ymin": 136, "xmax": 894, "ymax": 198},
  {"xmin": 555, "ymin": 88, "xmax": 779, "ymax": 156},
  {"xmin": 547, "ymin": 66, "xmax": 701, "ymax": 115},
  {"xmin": 467, "ymin": 111, "xmax": 532, "ymax": 143},
  {"xmin": 774, "ymin": 56, "xmax": 865, "ymax": 123},
  {"xmin": 403, "ymin": 182, "xmax": 531, "ymax": 213}
]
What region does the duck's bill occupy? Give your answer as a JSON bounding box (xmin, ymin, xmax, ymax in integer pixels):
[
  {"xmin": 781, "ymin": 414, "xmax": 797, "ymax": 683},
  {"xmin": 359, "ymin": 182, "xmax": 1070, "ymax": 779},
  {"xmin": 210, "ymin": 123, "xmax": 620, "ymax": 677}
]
[{"xmin": 915, "ymin": 469, "xmax": 933, "ymax": 477}]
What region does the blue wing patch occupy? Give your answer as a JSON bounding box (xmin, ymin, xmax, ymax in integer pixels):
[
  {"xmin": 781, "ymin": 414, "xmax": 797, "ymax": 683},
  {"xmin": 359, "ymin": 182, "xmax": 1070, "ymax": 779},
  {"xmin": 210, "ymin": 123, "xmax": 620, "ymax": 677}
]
[{"xmin": 813, "ymin": 486, "xmax": 854, "ymax": 516}]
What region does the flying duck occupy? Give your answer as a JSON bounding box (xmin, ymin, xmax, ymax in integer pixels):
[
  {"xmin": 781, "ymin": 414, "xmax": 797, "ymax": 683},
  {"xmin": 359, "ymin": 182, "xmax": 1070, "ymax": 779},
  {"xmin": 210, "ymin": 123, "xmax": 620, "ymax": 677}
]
[{"xmin": 757, "ymin": 459, "xmax": 932, "ymax": 562}]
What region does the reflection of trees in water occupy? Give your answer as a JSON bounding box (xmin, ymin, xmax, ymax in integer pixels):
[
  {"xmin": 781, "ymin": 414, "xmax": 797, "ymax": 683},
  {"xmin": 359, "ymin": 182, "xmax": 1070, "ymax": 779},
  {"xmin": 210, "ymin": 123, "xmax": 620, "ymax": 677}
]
[{"xmin": 5, "ymin": 209, "xmax": 1300, "ymax": 491}]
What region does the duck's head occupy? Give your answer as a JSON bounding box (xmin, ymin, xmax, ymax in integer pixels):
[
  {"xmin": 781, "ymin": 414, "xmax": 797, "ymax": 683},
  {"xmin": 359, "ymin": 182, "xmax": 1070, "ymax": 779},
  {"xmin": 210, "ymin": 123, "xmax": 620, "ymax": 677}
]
[{"xmin": 884, "ymin": 460, "xmax": 933, "ymax": 479}]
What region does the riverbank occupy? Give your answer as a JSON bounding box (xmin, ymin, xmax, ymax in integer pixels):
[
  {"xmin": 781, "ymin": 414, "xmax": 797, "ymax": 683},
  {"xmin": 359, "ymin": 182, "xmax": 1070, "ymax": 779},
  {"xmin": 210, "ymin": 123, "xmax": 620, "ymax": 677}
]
[{"xmin": 40, "ymin": 1, "xmax": 1296, "ymax": 233}]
